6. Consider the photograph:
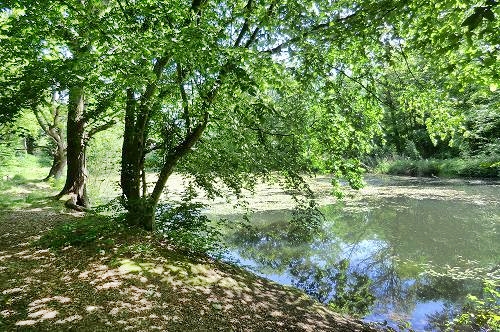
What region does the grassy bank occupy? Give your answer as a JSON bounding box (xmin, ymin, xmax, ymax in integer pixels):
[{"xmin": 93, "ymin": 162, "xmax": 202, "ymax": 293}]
[{"xmin": 374, "ymin": 156, "xmax": 500, "ymax": 179}]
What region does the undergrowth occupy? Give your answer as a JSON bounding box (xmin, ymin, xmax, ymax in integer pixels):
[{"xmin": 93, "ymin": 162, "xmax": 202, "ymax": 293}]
[
  {"xmin": 156, "ymin": 201, "xmax": 225, "ymax": 257},
  {"xmin": 375, "ymin": 156, "xmax": 500, "ymax": 178}
]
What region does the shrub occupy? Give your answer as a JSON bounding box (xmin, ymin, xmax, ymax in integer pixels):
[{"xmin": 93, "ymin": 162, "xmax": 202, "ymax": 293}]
[
  {"xmin": 155, "ymin": 202, "xmax": 224, "ymax": 256},
  {"xmin": 447, "ymin": 280, "xmax": 500, "ymax": 331},
  {"xmin": 382, "ymin": 156, "xmax": 500, "ymax": 178}
]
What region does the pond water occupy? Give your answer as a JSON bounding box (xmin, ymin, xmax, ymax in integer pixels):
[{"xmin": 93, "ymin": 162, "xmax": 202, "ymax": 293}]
[{"xmin": 215, "ymin": 176, "xmax": 500, "ymax": 331}]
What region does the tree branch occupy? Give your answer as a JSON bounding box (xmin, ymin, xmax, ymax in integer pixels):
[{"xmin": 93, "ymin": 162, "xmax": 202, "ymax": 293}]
[
  {"xmin": 263, "ymin": 12, "xmax": 359, "ymax": 54},
  {"xmin": 176, "ymin": 63, "xmax": 191, "ymax": 132},
  {"xmin": 33, "ymin": 107, "xmax": 50, "ymax": 135},
  {"xmin": 150, "ymin": 112, "xmax": 209, "ymax": 205},
  {"xmin": 87, "ymin": 120, "xmax": 116, "ymax": 139},
  {"xmin": 397, "ymin": 45, "xmax": 426, "ymax": 89},
  {"xmin": 234, "ymin": 0, "xmax": 253, "ymax": 47},
  {"xmin": 262, "ymin": 3, "xmax": 397, "ymax": 54},
  {"xmin": 331, "ymin": 66, "xmax": 385, "ymax": 105}
]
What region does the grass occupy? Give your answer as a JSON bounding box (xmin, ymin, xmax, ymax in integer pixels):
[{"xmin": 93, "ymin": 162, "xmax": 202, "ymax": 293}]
[
  {"xmin": 375, "ymin": 156, "xmax": 500, "ymax": 178},
  {"xmin": 0, "ymin": 153, "xmax": 63, "ymax": 210}
]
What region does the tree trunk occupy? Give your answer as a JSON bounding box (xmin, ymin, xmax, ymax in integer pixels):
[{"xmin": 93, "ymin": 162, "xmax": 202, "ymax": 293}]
[
  {"xmin": 121, "ymin": 90, "xmax": 152, "ymax": 229},
  {"xmin": 25, "ymin": 135, "xmax": 36, "ymax": 155},
  {"xmin": 33, "ymin": 95, "xmax": 67, "ymax": 181},
  {"xmin": 56, "ymin": 85, "xmax": 89, "ymax": 210},
  {"xmin": 44, "ymin": 140, "xmax": 66, "ymax": 180},
  {"xmin": 125, "ymin": 198, "xmax": 155, "ymax": 231}
]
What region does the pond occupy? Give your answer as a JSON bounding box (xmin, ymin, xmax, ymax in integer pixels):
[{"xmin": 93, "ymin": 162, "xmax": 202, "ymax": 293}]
[{"xmin": 214, "ymin": 176, "xmax": 500, "ymax": 331}]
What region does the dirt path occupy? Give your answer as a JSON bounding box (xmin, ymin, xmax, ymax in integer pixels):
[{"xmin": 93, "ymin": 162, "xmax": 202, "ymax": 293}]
[{"xmin": 0, "ymin": 203, "xmax": 379, "ymax": 331}]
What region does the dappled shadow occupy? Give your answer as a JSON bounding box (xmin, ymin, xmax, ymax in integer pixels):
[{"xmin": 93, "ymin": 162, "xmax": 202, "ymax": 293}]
[{"xmin": 0, "ymin": 209, "xmax": 378, "ymax": 331}]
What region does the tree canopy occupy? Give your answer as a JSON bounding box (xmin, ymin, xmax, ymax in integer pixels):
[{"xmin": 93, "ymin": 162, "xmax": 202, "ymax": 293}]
[{"xmin": 1, "ymin": 0, "xmax": 499, "ymax": 228}]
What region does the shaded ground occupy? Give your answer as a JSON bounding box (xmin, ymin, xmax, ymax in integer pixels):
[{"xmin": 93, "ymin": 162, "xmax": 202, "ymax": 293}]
[{"xmin": 0, "ymin": 181, "xmax": 379, "ymax": 331}]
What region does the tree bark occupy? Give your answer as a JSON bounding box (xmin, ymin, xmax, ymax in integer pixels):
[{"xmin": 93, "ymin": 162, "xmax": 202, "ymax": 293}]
[
  {"xmin": 121, "ymin": 89, "xmax": 152, "ymax": 228},
  {"xmin": 45, "ymin": 139, "xmax": 66, "ymax": 180},
  {"xmin": 25, "ymin": 135, "xmax": 36, "ymax": 155},
  {"xmin": 56, "ymin": 85, "xmax": 89, "ymax": 209}
]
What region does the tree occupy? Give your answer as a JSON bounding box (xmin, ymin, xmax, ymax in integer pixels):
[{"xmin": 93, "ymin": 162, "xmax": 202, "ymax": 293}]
[
  {"xmin": 374, "ymin": 51, "xmax": 462, "ymax": 159},
  {"xmin": 112, "ymin": 0, "xmax": 405, "ymax": 230},
  {"xmin": 401, "ymin": 0, "xmax": 499, "ymax": 89},
  {"xmin": 3, "ymin": 0, "xmax": 496, "ymax": 226},
  {"xmin": 30, "ymin": 89, "xmax": 67, "ymax": 180},
  {"xmin": 1, "ymin": 2, "xmax": 120, "ymax": 209},
  {"xmin": 363, "ymin": 1, "xmax": 500, "ymax": 161}
]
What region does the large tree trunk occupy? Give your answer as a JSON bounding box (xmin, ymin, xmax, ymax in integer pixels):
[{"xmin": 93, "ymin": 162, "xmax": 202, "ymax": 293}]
[
  {"xmin": 121, "ymin": 89, "xmax": 152, "ymax": 229},
  {"xmin": 56, "ymin": 85, "xmax": 89, "ymax": 210}
]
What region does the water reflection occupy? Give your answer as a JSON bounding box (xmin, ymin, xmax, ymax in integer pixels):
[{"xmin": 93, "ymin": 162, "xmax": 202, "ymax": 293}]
[{"xmin": 218, "ymin": 179, "xmax": 500, "ymax": 331}]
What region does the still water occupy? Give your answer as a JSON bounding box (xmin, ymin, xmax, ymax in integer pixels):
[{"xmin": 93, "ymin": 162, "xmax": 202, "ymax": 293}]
[{"xmin": 216, "ymin": 176, "xmax": 500, "ymax": 331}]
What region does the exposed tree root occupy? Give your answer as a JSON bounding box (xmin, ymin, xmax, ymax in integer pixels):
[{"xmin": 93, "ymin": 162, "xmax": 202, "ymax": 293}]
[{"xmin": 53, "ymin": 193, "xmax": 90, "ymax": 212}]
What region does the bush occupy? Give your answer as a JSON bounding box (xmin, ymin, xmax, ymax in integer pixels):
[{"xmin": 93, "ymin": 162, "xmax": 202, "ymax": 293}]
[
  {"xmin": 386, "ymin": 159, "xmax": 440, "ymax": 177},
  {"xmin": 447, "ymin": 280, "xmax": 500, "ymax": 331},
  {"xmin": 155, "ymin": 202, "xmax": 224, "ymax": 256},
  {"xmin": 439, "ymin": 157, "xmax": 500, "ymax": 178},
  {"xmin": 380, "ymin": 156, "xmax": 500, "ymax": 178}
]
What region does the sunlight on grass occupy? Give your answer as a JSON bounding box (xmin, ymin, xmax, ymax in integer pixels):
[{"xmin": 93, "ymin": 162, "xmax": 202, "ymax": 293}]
[{"xmin": 117, "ymin": 259, "xmax": 144, "ymax": 273}]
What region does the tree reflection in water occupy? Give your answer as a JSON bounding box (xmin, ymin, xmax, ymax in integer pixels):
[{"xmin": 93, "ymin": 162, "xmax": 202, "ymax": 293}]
[{"xmin": 219, "ymin": 189, "xmax": 499, "ymax": 330}]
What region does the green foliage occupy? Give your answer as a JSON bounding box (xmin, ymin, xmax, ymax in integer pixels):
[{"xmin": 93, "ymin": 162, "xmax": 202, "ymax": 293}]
[
  {"xmin": 87, "ymin": 125, "xmax": 123, "ymax": 177},
  {"xmin": 439, "ymin": 157, "xmax": 500, "ymax": 178},
  {"xmin": 460, "ymin": 89, "xmax": 500, "ymax": 157},
  {"xmin": 381, "ymin": 156, "xmax": 500, "ymax": 178},
  {"xmin": 155, "ymin": 202, "xmax": 224, "ymax": 256},
  {"xmin": 0, "ymin": 152, "xmax": 57, "ymax": 208},
  {"xmin": 0, "ymin": 152, "xmax": 45, "ymax": 177},
  {"xmin": 447, "ymin": 280, "xmax": 500, "ymax": 331},
  {"xmin": 86, "ymin": 126, "xmax": 123, "ymax": 204},
  {"xmin": 37, "ymin": 216, "xmax": 125, "ymax": 249},
  {"xmin": 402, "ymin": 0, "xmax": 500, "ymax": 89},
  {"xmin": 423, "ymin": 262, "xmax": 500, "ymax": 331},
  {"xmin": 287, "ymin": 201, "xmax": 324, "ymax": 242},
  {"xmin": 328, "ymin": 260, "xmax": 376, "ymax": 318},
  {"xmin": 384, "ymin": 159, "xmax": 441, "ymax": 177}
]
